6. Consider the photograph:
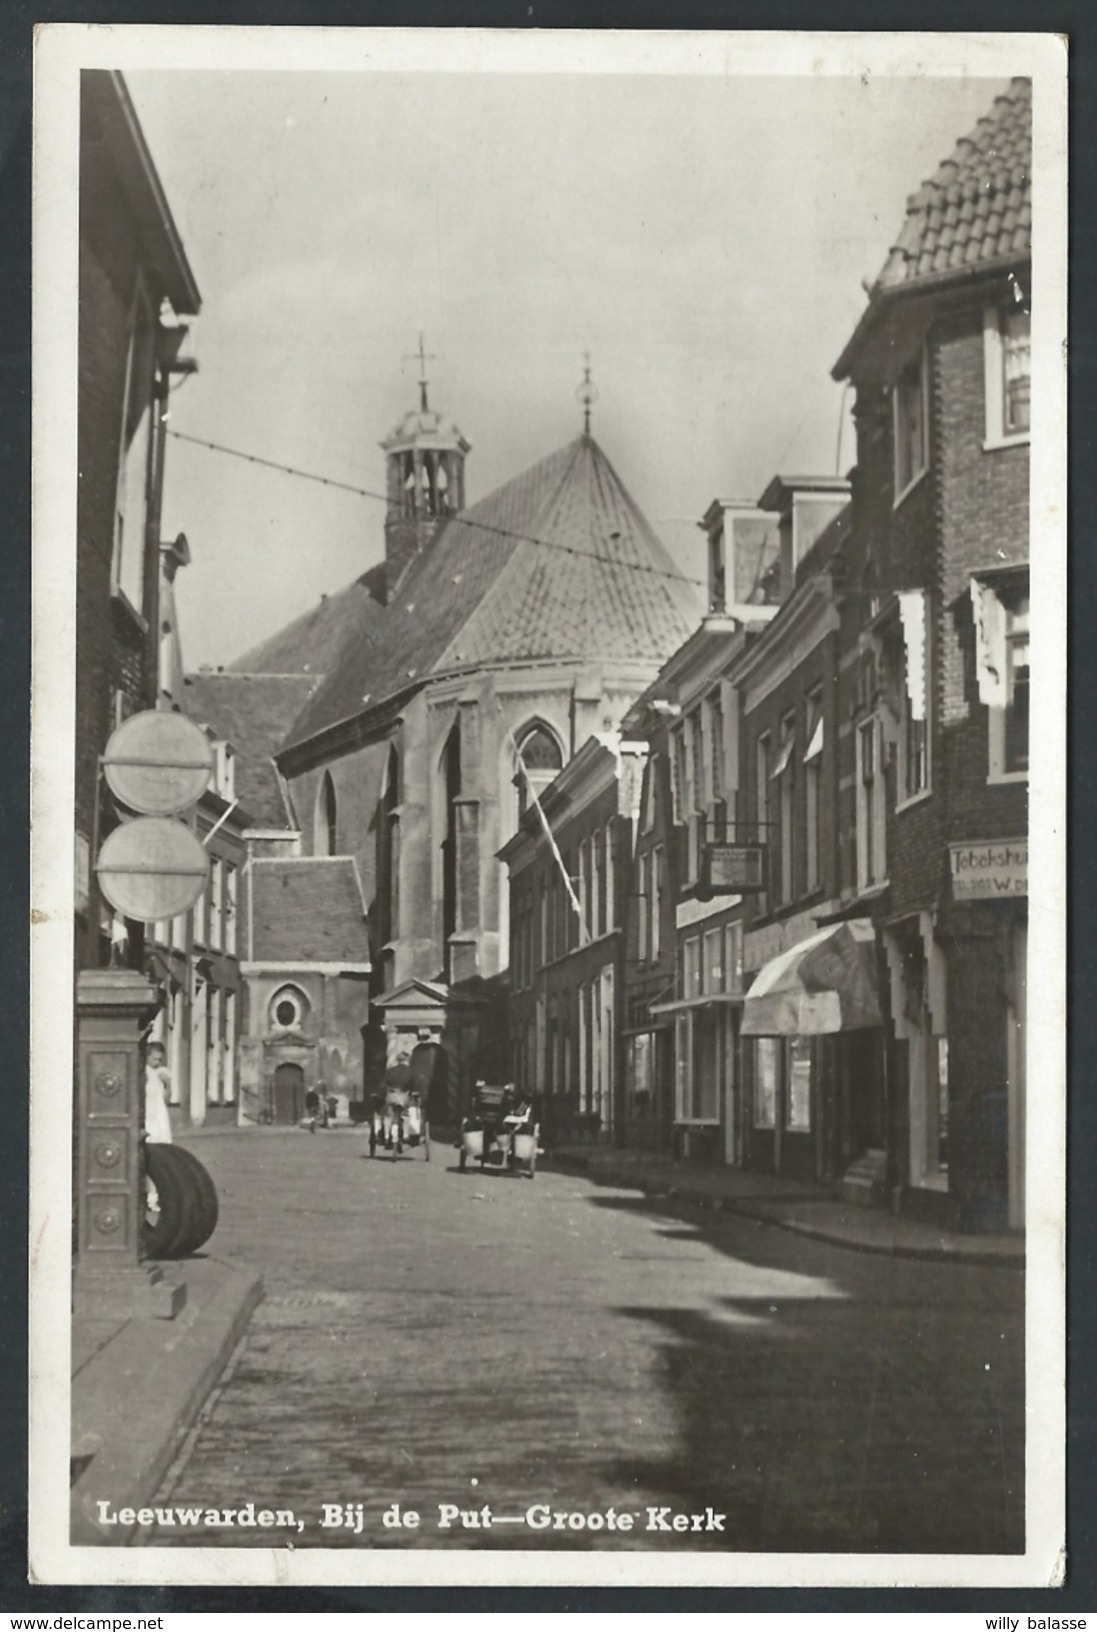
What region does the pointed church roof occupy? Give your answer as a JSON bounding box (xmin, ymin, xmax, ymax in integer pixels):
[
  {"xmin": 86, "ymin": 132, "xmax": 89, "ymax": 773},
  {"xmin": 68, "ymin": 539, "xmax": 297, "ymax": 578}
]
[{"xmin": 280, "ymin": 434, "xmax": 701, "ymax": 755}]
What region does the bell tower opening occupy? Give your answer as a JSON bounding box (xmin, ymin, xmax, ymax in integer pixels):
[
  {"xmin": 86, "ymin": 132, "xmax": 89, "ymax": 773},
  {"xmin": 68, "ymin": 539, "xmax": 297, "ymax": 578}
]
[{"xmin": 380, "ymin": 336, "xmax": 471, "ymax": 600}]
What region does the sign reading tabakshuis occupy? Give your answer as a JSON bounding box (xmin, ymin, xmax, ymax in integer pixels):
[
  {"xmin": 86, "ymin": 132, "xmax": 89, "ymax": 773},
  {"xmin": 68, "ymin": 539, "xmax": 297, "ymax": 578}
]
[{"xmin": 949, "ymin": 838, "xmax": 1027, "ymax": 900}]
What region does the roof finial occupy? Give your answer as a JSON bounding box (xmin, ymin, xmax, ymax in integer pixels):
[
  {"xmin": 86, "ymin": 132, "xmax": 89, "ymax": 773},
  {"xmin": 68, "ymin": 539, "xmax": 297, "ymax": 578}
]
[
  {"xmin": 404, "ymin": 332, "xmax": 436, "ymax": 412},
  {"xmin": 576, "ymin": 351, "xmax": 599, "ymax": 437}
]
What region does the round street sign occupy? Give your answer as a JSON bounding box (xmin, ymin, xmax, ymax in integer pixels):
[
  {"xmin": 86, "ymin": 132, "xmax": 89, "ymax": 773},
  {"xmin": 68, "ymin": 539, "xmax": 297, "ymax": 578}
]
[
  {"xmin": 95, "ymin": 817, "xmax": 210, "ymax": 923},
  {"xmin": 103, "ymin": 710, "xmax": 213, "ymax": 815}
]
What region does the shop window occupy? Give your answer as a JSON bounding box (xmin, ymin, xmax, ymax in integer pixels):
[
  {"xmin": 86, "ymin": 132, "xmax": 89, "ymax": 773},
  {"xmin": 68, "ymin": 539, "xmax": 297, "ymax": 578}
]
[
  {"xmin": 786, "ymin": 1037, "xmax": 812, "ymax": 1131},
  {"xmin": 893, "ymin": 350, "xmax": 928, "ymax": 500},
  {"xmin": 983, "ymin": 305, "xmax": 1031, "ymax": 446},
  {"xmin": 754, "ymin": 1038, "xmax": 778, "ymax": 1127}
]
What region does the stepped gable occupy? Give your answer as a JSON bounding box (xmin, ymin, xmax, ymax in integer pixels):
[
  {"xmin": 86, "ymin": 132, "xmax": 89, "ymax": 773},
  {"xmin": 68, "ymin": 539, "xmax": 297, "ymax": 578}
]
[
  {"xmin": 281, "ymin": 434, "xmax": 701, "ymax": 753},
  {"xmin": 876, "ymin": 77, "xmax": 1031, "ymax": 293},
  {"xmin": 183, "ymin": 670, "xmax": 320, "ymax": 828},
  {"xmin": 250, "ymin": 857, "xmax": 370, "ymax": 962}
]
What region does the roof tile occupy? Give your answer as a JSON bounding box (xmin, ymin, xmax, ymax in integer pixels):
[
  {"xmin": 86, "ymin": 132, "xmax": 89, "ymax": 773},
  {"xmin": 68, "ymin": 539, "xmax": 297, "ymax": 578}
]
[{"xmin": 872, "ymin": 77, "xmax": 1031, "ymax": 295}]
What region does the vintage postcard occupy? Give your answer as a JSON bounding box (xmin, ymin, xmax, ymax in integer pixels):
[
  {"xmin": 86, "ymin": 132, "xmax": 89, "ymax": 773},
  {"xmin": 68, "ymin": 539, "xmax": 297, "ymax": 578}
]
[{"xmin": 30, "ymin": 25, "xmax": 1067, "ymax": 1588}]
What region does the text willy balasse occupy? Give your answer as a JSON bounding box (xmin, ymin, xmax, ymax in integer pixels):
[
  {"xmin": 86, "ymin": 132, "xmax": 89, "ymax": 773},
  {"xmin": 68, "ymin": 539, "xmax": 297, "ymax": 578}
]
[{"xmin": 95, "ymin": 1500, "xmax": 726, "ymax": 1536}]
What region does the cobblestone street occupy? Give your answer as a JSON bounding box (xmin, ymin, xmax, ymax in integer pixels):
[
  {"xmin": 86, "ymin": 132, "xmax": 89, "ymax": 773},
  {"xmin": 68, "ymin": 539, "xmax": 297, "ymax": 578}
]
[{"xmin": 145, "ymin": 1131, "xmax": 1024, "ymax": 1555}]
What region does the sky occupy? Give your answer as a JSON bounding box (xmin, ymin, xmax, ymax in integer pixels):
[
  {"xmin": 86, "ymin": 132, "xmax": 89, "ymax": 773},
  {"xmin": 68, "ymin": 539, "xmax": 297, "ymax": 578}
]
[{"xmin": 124, "ymin": 63, "xmax": 1011, "ymax": 671}]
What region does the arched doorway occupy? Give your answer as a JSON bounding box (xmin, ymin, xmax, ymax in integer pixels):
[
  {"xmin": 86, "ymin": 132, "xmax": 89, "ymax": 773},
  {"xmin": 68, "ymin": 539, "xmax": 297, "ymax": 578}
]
[{"xmin": 272, "ymin": 1061, "xmax": 305, "ymax": 1125}]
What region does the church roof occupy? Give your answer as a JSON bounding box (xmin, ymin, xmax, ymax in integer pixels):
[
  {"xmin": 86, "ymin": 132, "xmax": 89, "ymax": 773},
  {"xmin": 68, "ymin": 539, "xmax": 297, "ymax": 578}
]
[
  {"xmin": 249, "ymin": 857, "xmax": 370, "ymax": 963},
  {"xmin": 182, "ymin": 670, "xmax": 320, "ymax": 828},
  {"xmin": 281, "ymin": 434, "xmax": 702, "ymax": 754},
  {"xmin": 230, "ymin": 561, "xmax": 389, "ymax": 678}
]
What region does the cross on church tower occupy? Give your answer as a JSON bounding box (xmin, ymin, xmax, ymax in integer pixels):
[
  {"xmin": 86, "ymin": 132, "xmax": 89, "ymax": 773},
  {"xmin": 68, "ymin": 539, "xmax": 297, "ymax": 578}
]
[
  {"xmin": 403, "ymin": 333, "xmax": 436, "ymax": 412},
  {"xmin": 576, "ymin": 352, "xmax": 599, "ymax": 437}
]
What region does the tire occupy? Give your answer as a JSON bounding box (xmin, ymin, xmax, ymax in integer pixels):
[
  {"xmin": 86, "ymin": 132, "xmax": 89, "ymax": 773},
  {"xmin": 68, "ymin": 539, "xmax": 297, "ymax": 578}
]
[
  {"xmin": 143, "ymin": 1144, "xmax": 198, "ymax": 1260},
  {"xmin": 167, "ymin": 1146, "xmax": 219, "ymax": 1254}
]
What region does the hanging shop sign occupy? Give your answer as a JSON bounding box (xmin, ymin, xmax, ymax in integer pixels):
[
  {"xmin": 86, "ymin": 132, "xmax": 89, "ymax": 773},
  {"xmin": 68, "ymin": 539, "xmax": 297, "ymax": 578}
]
[
  {"xmin": 698, "ymin": 841, "xmax": 766, "ymax": 897},
  {"xmin": 95, "ymin": 816, "xmax": 210, "ymax": 923},
  {"xmin": 103, "ymin": 709, "xmax": 213, "ymax": 815}
]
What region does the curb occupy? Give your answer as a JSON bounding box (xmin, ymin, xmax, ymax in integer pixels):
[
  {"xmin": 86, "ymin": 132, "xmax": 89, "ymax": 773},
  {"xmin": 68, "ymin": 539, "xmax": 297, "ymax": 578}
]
[
  {"xmin": 71, "ymin": 1259, "xmax": 264, "ymax": 1546},
  {"xmin": 547, "ymin": 1153, "xmax": 1024, "ymax": 1268}
]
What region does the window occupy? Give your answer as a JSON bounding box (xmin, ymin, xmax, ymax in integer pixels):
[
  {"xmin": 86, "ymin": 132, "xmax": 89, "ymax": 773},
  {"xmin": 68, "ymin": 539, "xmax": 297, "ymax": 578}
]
[
  {"xmin": 704, "ymin": 928, "xmax": 723, "ymax": 992},
  {"xmin": 316, "ymin": 772, "xmax": 337, "ymax": 857},
  {"xmin": 636, "ymin": 851, "xmax": 649, "ymax": 961},
  {"xmin": 773, "ymin": 716, "xmax": 795, "ymax": 903},
  {"xmin": 709, "ymin": 526, "xmax": 726, "ymax": 613},
  {"xmin": 591, "ymin": 830, "xmax": 603, "ymax": 938},
  {"xmin": 1003, "ymin": 605, "xmax": 1030, "ymax": 775},
  {"xmin": 650, "ymin": 846, "xmax": 662, "ymax": 962},
  {"xmin": 682, "ymin": 935, "xmax": 702, "ymax": 999},
  {"xmin": 724, "ymin": 921, "xmax": 743, "ymax": 991},
  {"xmin": 856, "ymin": 717, "xmax": 888, "ymax": 889},
  {"xmin": 754, "ymin": 1038, "xmax": 778, "ymax": 1127},
  {"xmin": 209, "ymin": 858, "xmax": 223, "ymax": 950},
  {"xmin": 898, "ymin": 591, "xmax": 930, "ymax": 803},
  {"xmin": 974, "ymin": 581, "xmax": 1030, "ymax": 783},
  {"xmin": 112, "ymin": 285, "xmax": 156, "ymax": 613},
  {"xmin": 270, "ymin": 985, "xmax": 307, "ymax": 1031},
  {"xmin": 984, "ymin": 306, "xmax": 1031, "ymax": 445},
  {"xmin": 755, "ymin": 732, "xmax": 770, "ymax": 912},
  {"xmin": 604, "ymin": 822, "xmax": 615, "ymax": 931},
  {"xmin": 709, "ymin": 691, "xmax": 726, "ymax": 807},
  {"xmin": 893, "ymin": 351, "xmax": 928, "ymax": 499},
  {"xmin": 804, "ymin": 690, "xmax": 824, "ymax": 891},
  {"xmin": 786, "ymin": 1037, "xmax": 812, "ymax": 1131},
  {"xmin": 225, "ymin": 863, "xmax": 238, "ymax": 956},
  {"xmin": 515, "ymin": 722, "xmax": 563, "ymax": 820}
]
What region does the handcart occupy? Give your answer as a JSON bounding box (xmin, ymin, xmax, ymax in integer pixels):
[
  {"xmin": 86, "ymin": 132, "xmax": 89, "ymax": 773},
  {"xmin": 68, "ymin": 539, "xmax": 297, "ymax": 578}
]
[{"xmin": 458, "ymin": 1084, "xmax": 538, "ymax": 1177}]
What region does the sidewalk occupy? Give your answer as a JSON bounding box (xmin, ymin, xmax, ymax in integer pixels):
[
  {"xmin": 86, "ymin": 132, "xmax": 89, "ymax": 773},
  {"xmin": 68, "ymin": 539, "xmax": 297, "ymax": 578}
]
[
  {"xmin": 549, "ymin": 1145, "xmax": 1024, "ymax": 1266},
  {"xmin": 71, "ymin": 1254, "xmax": 264, "ymax": 1545}
]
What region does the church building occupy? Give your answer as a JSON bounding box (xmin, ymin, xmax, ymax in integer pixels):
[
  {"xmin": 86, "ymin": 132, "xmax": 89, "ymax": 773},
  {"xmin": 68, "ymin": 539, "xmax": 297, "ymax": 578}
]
[{"xmin": 221, "ymin": 362, "xmax": 701, "ymax": 1121}]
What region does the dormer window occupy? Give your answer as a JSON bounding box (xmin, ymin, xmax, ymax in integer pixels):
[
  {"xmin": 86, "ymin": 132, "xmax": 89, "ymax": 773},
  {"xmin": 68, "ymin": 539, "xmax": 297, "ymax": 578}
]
[{"xmin": 893, "ymin": 351, "xmax": 928, "ymax": 501}]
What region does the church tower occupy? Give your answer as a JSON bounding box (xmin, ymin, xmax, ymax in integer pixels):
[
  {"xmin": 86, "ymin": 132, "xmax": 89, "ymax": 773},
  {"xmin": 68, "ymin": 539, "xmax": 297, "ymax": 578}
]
[{"xmin": 380, "ymin": 337, "xmax": 471, "ymax": 601}]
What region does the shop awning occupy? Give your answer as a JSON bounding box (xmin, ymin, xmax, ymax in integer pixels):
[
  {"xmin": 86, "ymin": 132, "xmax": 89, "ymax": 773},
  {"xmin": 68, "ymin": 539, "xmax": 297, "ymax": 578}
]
[{"xmin": 741, "ymin": 918, "xmax": 880, "ymax": 1036}]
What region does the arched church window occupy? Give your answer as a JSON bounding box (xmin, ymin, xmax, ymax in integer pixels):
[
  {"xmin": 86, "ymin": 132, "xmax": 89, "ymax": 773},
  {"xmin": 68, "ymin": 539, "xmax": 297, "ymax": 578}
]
[
  {"xmin": 377, "ymin": 744, "xmax": 400, "ymax": 947},
  {"xmin": 441, "ymin": 723, "xmax": 462, "ymax": 979},
  {"xmin": 315, "ymin": 771, "xmax": 337, "ymax": 856},
  {"xmin": 515, "ymin": 721, "xmax": 563, "ymax": 819}
]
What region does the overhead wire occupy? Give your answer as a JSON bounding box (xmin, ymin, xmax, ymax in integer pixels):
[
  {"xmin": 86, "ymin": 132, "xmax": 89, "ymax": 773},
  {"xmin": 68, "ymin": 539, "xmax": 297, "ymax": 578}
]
[{"xmin": 165, "ymin": 426, "xmax": 709, "ymax": 592}]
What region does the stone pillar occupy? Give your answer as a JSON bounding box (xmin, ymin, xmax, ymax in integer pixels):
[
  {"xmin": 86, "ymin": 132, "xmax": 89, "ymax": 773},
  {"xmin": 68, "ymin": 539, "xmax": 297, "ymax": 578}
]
[{"xmin": 74, "ymin": 969, "xmax": 185, "ymax": 1320}]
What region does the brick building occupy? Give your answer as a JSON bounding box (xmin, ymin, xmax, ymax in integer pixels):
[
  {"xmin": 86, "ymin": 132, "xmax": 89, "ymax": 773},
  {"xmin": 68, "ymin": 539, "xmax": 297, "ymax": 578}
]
[
  {"xmin": 831, "ymin": 77, "xmax": 1031, "ymax": 1230},
  {"xmin": 75, "ymin": 70, "xmax": 201, "ymax": 969},
  {"xmin": 499, "ymin": 735, "xmax": 646, "ymax": 1146}
]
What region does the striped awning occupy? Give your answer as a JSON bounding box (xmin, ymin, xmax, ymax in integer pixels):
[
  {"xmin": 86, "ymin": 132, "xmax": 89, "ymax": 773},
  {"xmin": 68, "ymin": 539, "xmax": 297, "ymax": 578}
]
[{"xmin": 741, "ymin": 918, "xmax": 881, "ymax": 1036}]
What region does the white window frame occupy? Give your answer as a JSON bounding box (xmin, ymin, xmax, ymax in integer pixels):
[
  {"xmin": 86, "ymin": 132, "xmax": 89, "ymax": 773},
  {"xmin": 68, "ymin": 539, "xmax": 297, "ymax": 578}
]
[
  {"xmin": 773, "ymin": 716, "xmax": 796, "ymax": 904},
  {"xmin": 983, "ymin": 305, "xmax": 1031, "ymax": 450},
  {"xmin": 650, "ymin": 845, "xmax": 662, "ymax": 963},
  {"xmin": 893, "ymin": 347, "xmax": 929, "ymax": 506},
  {"xmin": 856, "ymin": 716, "xmax": 888, "ymax": 891},
  {"xmin": 804, "ymin": 689, "xmax": 824, "ymax": 892},
  {"xmin": 636, "ymin": 850, "xmax": 649, "ymax": 962},
  {"xmin": 988, "ymin": 596, "xmax": 1030, "ymax": 784},
  {"xmin": 604, "ymin": 821, "xmax": 615, "ymax": 931},
  {"xmin": 225, "ymin": 863, "xmax": 238, "ymax": 956}
]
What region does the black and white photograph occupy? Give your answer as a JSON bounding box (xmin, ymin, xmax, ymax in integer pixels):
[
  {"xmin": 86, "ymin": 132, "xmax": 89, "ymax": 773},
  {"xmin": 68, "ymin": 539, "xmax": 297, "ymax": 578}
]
[{"xmin": 30, "ymin": 26, "xmax": 1066, "ymax": 1588}]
